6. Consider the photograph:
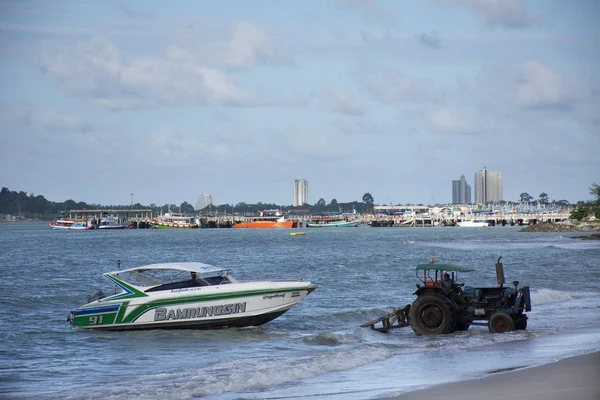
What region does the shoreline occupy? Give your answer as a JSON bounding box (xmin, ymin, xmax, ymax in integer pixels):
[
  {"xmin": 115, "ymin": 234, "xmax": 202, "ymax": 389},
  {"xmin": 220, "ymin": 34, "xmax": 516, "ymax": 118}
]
[{"xmin": 381, "ymin": 350, "xmax": 600, "ymax": 400}]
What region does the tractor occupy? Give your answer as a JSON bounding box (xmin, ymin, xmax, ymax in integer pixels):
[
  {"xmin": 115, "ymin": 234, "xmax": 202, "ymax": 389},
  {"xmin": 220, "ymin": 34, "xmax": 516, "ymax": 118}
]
[{"xmin": 362, "ymin": 257, "xmax": 531, "ymax": 335}]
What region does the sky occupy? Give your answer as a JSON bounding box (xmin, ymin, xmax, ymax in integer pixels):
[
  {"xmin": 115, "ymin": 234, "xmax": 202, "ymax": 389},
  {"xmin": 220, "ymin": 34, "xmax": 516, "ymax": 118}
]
[{"xmin": 0, "ymin": 0, "xmax": 599, "ymax": 207}]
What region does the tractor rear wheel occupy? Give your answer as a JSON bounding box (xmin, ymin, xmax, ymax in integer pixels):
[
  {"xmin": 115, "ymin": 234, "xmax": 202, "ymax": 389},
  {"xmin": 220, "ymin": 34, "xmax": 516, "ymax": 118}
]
[
  {"xmin": 514, "ymin": 314, "xmax": 528, "ymax": 330},
  {"xmin": 488, "ymin": 312, "xmax": 515, "ymax": 333},
  {"xmin": 410, "ymin": 294, "xmax": 456, "ymax": 335}
]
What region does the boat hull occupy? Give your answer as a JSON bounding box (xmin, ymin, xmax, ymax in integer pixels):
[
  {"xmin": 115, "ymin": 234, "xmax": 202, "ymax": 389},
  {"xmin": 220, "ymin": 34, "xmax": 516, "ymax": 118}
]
[
  {"xmin": 151, "ymin": 223, "xmax": 200, "ymax": 229},
  {"xmin": 70, "ymin": 283, "xmax": 316, "ymax": 331},
  {"xmin": 50, "ymin": 223, "xmax": 92, "ymax": 230},
  {"xmin": 306, "ymin": 221, "xmax": 359, "ymax": 228},
  {"xmin": 457, "ymin": 221, "xmax": 489, "ymax": 227},
  {"xmin": 232, "ymin": 221, "xmax": 294, "ymax": 228}
]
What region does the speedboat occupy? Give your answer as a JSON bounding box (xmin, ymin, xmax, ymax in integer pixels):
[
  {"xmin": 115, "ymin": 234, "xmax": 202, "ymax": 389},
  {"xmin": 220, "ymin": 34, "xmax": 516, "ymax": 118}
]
[
  {"xmin": 457, "ymin": 219, "xmax": 489, "ymax": 228},
  {"xmin": 68, "ymin": 262, "xmax": 317, "ymax": 330}
]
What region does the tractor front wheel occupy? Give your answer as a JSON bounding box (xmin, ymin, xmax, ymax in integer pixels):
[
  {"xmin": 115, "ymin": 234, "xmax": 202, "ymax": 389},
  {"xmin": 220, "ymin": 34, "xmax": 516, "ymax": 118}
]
[
  {"xmin": 488, "ymin": 312, "xmax": 515, "ymax": 333},
  {"xmin": 514, "ymin": 314, "xmax": 528, "ymax": 330},
  {"xmin": 410, "ymin": 294, "xmax": 456, "ymax": 335}
]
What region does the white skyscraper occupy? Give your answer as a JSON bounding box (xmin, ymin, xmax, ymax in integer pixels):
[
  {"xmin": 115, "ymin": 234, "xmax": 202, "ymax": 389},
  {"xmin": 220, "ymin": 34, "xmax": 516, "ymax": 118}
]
[
  {"xmin": 474, "ymin": 167, "xmax": 503, "ymax": 204},
  {"xmin": 293, "ymin": 179, "xmax": 308, "ymax": 206},
  {"xmin": 195, "ymin": 194, "xmax": 213, "ymax": 211}
]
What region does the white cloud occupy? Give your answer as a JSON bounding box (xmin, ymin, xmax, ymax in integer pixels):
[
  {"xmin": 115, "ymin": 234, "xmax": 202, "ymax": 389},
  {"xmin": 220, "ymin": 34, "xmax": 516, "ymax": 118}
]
[
  {"xmin": 5, "ymin": 103, "xmax": 90, "ymax": 132},
  {"xmin": 442, "ymin": 0, "xmax": 532, "ymax": 28},
  {"xmin": 227, "ymin": 22, "xmax": 288, "ymax": 68},
  {"xmin": 39, "ymin": 36, "xmax": 260, "ymax": 110},
  {"xmin": 145, "ymin": 126, "xmax": 232, "ymax": 168},
  {"xmin": 516, "ymin": 61, "xmax": 569, "ymax": 109},
  {"xmin": 322, "ymin": 87, "xmax": 366, "ymax": 115},
  {"xmin": 427, "ymin": 106, "xmax": 478, "ymax": 135},
  {"xmin": 335, "ymin": 0, "xmax": 393, "ymax": 24},
  {"xmin": 365, "ymin": 71, "xmax": 440, "ymax": 104}
]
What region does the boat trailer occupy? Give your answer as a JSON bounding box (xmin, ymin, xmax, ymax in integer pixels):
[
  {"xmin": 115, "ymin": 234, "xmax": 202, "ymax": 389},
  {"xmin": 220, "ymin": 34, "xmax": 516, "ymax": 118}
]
[{"xmin": 360, "ymin": 305, "xmax": 411, "ymax": 332}]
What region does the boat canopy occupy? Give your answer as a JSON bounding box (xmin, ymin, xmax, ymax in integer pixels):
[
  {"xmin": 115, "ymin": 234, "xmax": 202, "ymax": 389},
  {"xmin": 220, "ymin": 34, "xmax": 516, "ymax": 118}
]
[
  {"xmin": 416, "ymin": 263, "xmax": 475, "ymax": 272},
  {"xmin": 105, "ymin": 262, "xmax": 233, "ymax": 288},
  {"xmin": 106, "ymin": 262, "xmax": 225, "ymax": 276}
]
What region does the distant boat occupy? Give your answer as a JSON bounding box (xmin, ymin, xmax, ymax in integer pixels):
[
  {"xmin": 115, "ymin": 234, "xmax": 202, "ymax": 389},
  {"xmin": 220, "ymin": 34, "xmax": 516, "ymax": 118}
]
[
  {"xmin": 98, "ymin": 214, "xmax": 128, "ymax": 230},
  {"xmin": 151, "ymin": 213, "xmax": 199, "ymax": 229},
  {"xmin": 457, "ymin": 219, "xmax": 489, "ymax": 228},
  {"xmin": 50, "ymin": 218, "xmax": 93, "ymax": 230},
  {"xmin": 233, "ymin": 216, "xmax": 295, "ymax": 229},
  {"xmin": 306, "ymin": 213, "xmax": 359, "ymax": 228}
]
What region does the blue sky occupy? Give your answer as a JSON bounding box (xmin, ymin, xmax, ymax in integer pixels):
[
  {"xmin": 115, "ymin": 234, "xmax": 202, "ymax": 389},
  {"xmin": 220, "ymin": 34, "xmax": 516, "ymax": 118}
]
[{"xmin": 1, "ymin": 0, "xmax": 598, "ymax": 207}]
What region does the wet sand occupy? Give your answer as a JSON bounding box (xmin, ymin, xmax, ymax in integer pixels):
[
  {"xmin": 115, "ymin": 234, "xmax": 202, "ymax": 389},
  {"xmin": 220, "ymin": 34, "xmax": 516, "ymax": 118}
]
[{"xmin": 383, "ymin": 350, "xmax": 600, "ymax": 400}]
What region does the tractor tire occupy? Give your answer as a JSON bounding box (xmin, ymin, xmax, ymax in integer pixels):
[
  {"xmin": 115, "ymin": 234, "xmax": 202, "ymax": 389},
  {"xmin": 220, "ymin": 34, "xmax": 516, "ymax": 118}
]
[
  {"xmin": 488, "ymin": 312, "xmax": 515, "ymax": 333},
  {"xmin": 410, "ymin": 294, "xmax": 456, "ymax": 335},
  {"xmin": 514, "ymin": 314, "xmax": 528, "ymax": 330}
]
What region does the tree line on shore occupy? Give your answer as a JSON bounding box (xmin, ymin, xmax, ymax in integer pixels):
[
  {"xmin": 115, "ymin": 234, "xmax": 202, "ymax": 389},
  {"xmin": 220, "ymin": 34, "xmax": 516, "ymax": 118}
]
[{"xmin": 1, "ymin": 185, "xmax": 599, "ymax": 221}]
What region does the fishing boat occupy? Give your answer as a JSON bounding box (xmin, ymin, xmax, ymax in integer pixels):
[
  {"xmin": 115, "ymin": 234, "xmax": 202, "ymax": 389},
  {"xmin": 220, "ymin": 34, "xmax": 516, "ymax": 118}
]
[
  {"xmin": 306, "ymin": 213, "xmax": 359, "ymax": 228},
  {"xmin": 233, "ymin": 216, "xmax": 296, "ymax": 229},
  {"xmin": 68, "ymin": 262, "xmax": 317, "ymax": 330},
  {"xmin": 49, "ymin": 218, "xmax": 93, "ymax": 230},
  {"xmin": 457, "ymin": 219, "xmax": 489, "ymax": 228},
  {"xmin": 150, "ymin": 213, "xmax": 199, "ymax": 229},
  {"xmin": 98, "ymin": 214, "xmax": 129, "ymax": 230}
]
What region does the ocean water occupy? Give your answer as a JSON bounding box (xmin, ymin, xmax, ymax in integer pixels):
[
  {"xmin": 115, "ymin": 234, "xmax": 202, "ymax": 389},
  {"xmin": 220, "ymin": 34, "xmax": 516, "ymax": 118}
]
[{"xmin": 1, "ymin": 223, "xmax": 599, "ymax": 399}]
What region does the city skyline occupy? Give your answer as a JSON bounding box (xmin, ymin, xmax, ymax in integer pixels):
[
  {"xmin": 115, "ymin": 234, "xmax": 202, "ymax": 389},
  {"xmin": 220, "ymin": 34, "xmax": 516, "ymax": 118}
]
[{"xmin": 1, "ymin": 1, "xmax": 598, "ymax": 206}]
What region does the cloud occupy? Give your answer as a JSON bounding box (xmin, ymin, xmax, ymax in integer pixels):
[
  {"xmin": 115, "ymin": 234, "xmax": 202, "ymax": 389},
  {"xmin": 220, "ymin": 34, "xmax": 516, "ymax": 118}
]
[
  {"xmin": 39, "ymin": 36, "xmax": 263, "ymax": 110},
  {"xmin": 322, "ymin": 87, "xmax": 366, "ymax": 115},
  {"xmin": 515, "ymin": 61, "xmax": 570, "ymax": 109},
  {"xmin": 364, "ymin": 71, "xmax": 440, "ymax": 104},
  {"xmin": 332, "ymin": 118, "xmax": 382, "ymax": 136},
  {"xmin": 227, "ymin": 22, "xmax": 289, "ymax": 68},
  {"xmin": 427, "ymin": 106, "xmax": 478, "ymax": 135},
  {"xmin": 442, "ymin": 0, "xmax": 532, "ymax": 28},
  {"xmin": 335, "ymin": 0, "xmax": 394, "ymax": 24},
  {"xmin": 417, "ymin": 31, "xmax": 442, "ymax": 49},
  {"xmin": 104, "ymin": 0, "xmax": 152, "ymax": 20},
  {"xmin": 4, "ymin": 103, "xmax": 90, "ymax": 132},
  {"xmin": 144, "ymin": 126, "xmax": 232, "ymax": 168}
]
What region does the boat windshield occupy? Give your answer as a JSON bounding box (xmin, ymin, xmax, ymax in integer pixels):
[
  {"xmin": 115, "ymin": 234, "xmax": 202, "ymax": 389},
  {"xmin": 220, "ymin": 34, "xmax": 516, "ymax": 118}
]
[{"xmin": 112, "ymin": 268, "xmax": 232, "ymax": 291}]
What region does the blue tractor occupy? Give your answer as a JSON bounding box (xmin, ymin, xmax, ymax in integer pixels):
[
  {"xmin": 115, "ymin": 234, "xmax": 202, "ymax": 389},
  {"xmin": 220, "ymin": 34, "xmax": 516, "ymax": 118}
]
[
  {"xmin": 409, "ymin": 257, "xmax": 531, "ymax": 335},
  {"xmin": 362, "ymin": 257, "xmax": 531, "ymax": 335}
]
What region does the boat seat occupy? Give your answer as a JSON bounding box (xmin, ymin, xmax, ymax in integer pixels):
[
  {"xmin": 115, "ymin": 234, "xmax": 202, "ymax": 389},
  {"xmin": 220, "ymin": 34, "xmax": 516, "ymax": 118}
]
[{"xmin": 425, "ymin": 280, "xmax": 441, "ymax": 287}]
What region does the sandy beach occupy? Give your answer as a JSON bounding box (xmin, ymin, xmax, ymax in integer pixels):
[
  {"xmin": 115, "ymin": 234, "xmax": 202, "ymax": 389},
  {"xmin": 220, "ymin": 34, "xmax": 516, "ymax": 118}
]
[{"xmin": 383, "ymin": 350, "xmax": 600, "ymax": 400}]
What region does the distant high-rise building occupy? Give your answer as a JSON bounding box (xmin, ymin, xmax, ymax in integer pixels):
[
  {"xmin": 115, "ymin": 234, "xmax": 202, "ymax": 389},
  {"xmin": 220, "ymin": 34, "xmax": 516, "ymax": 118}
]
[
  {"xmin": 293, "ymin": 179, "xmax": 308, "ymax": 206},
  {"xmin": 452, "ymin": 175, "xmax": 471, "ymax": 204},
  {"xmin": 195, "ymin": 194, "xmax": 213, "ymax": 211},
  {"xmin": 474, "ymin": 167, "xmax": 503, "ymax": 204}
]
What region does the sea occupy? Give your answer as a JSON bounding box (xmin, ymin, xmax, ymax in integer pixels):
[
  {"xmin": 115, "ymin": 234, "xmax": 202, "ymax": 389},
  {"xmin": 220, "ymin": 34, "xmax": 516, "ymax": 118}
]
[{"xmin": 1, "ymin": 223, "xmax": 599, "ymax": 399}]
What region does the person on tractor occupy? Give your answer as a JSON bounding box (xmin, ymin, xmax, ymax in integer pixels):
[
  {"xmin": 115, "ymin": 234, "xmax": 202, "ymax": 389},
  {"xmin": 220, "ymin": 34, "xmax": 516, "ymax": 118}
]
[{"xmin": 442, "ymin": 273, "xmax": 454, "ymax": 289}]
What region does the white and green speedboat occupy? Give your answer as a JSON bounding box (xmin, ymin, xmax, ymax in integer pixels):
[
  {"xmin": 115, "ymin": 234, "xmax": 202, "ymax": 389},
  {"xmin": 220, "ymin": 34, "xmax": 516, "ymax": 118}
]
[{"xmin": 68, "ymin": 262, "xmax": 317, "ymax": 331}]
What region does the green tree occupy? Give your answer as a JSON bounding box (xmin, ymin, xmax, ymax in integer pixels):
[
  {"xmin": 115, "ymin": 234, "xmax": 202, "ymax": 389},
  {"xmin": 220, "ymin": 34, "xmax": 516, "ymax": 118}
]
[
  {"xmin": 329, "ymin": 198, "xmax": 339, "ymax": 212},
  {"xmin": 570, "ymin": 207, "xmax": 589, "ymax": 221},
  {"xmin": 590, "ymin": 183, "xmax": 600, "ymax": 205},
  {"xmin": 316, "ymin": 198, "xmax": 326, "ymax": 207},
  {"xmin": 362, "ymin": 192, "xmax": 374, "ymax": 207},
  {"xmin": 519, "ymin": 192, "xmax": 533, "ymax": 203},
  {"xmin": 538, "ymin": 192, "xmax": 549, "ymax": 204}
]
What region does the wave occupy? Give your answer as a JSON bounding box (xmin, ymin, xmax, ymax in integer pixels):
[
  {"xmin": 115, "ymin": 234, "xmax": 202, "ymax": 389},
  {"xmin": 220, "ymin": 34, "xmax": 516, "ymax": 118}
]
[
  {"xmin": 303, "ymin": 330, "xmax": 365, "ymax": 346},
  {"xmin": 531, "ymin": 288, "xmax": 600, "ymax": 305}
]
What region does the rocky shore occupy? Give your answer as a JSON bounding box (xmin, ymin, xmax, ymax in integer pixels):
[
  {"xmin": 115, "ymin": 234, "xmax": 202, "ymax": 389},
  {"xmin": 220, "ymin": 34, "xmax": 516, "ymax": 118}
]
[{"xmin": 520, "ymin": 221, "xmax": 600, "ymax": 237}]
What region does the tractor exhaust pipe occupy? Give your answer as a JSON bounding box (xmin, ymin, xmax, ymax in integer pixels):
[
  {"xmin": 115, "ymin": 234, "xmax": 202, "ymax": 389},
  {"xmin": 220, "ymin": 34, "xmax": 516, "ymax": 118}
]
[{"xmin": 495, "ymin": 256, "xmax": 505, "ymax": 287}]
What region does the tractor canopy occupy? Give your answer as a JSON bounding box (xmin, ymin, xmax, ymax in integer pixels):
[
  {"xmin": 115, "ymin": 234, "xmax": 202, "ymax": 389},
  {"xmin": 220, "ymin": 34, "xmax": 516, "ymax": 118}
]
[{"xmin": 416, "ymin": 263, "xmax": 475, "ymax": 272}]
